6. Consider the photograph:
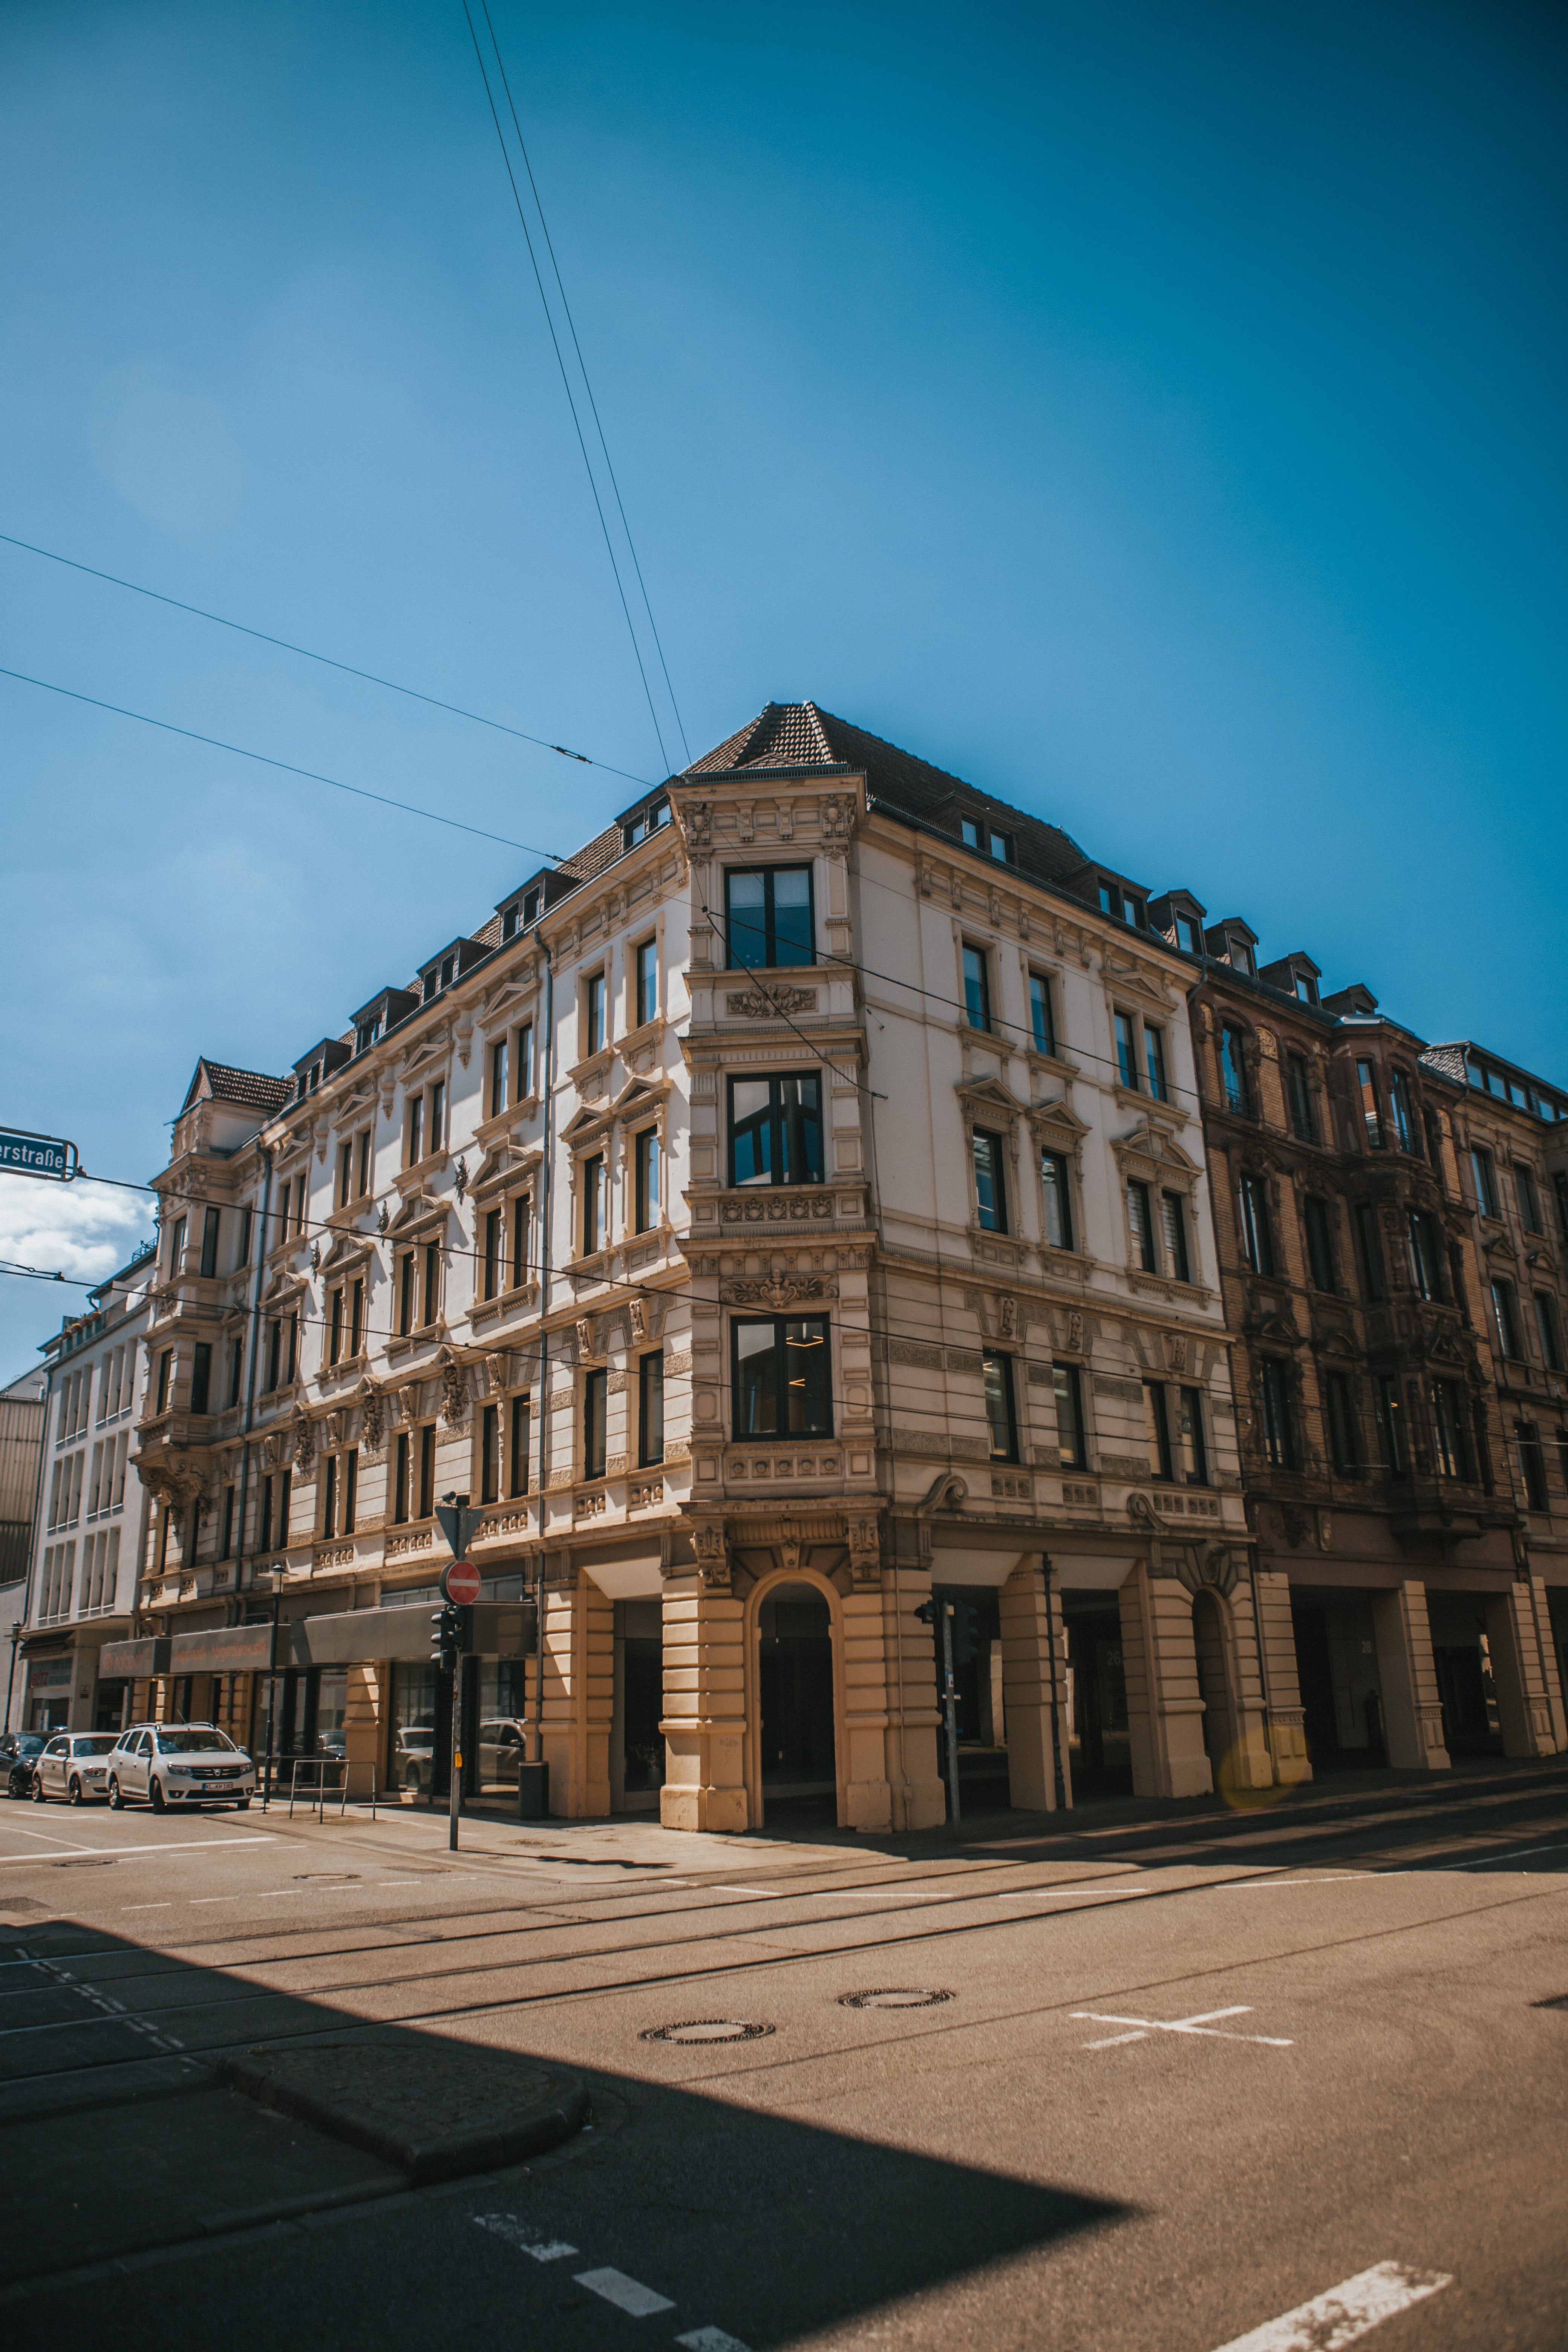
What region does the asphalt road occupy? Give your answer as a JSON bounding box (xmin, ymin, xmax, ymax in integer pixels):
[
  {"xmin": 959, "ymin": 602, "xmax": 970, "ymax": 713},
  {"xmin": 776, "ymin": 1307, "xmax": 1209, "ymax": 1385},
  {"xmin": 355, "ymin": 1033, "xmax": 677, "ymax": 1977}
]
[{"xmin": 1, "ymin": 1759, "xmax": 1564, "ymax": 2351}]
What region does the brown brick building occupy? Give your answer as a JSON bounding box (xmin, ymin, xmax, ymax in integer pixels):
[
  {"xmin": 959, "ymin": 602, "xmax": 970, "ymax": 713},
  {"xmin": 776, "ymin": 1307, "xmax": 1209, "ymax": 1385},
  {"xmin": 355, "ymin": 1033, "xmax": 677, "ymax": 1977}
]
[{"xmin": 1157, "ymin": 892, "xmax": 1566, "ymax": 1778}]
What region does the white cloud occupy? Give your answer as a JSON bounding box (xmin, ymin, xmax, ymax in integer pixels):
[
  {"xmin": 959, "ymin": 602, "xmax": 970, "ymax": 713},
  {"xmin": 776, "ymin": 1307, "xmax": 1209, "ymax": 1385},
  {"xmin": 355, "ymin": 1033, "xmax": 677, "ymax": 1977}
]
[{"xmin": 0, "ymin": 1175, "xmax": 152, "ymax": 1288}]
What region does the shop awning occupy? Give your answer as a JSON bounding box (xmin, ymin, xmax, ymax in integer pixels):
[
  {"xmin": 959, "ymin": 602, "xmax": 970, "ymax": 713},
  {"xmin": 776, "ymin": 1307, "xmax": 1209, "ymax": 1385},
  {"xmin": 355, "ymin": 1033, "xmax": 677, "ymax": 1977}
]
[
  {"xmin": 168, "ymin": 1625, "xmax": 278, "ymax": 1674},
  {"xmin": 289, "ymin": 1599, "xmax": 536, "ymax": 1667},
  {"xmin": 98, "ymin": 1637, "xmax": 172, "ymax": 1678}
]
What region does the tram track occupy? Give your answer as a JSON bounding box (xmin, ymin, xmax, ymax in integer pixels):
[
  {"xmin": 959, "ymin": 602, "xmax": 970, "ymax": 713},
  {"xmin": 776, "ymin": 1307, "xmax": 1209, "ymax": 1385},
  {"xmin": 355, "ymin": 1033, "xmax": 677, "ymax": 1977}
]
[{"xmin": 3, "ymin": 1814, "xmax": 1564, "ymax": 2094}]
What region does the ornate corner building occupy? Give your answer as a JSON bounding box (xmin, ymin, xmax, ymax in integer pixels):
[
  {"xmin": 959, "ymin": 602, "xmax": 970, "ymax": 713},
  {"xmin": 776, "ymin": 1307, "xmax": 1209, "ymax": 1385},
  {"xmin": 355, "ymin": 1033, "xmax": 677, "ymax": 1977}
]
[{"xmin": 100, "ymin": 703, "xmax": 1565, "ymax": 1828}]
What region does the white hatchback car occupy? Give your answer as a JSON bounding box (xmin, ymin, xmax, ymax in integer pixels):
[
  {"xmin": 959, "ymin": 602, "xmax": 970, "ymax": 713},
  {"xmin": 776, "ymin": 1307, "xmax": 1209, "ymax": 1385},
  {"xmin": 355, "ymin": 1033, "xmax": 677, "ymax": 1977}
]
[
  {"xmin": 31, "ymin": 1731, "xmax": 121, "ymax": 1804},
  {"xmin": 107, "ymin": 1723, "xmax": 256, "ymax": 1812}
]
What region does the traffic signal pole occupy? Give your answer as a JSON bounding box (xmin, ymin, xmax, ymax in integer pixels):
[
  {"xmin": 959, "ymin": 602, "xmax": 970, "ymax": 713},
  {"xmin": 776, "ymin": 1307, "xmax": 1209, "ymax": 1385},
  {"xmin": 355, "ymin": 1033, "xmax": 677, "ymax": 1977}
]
[{"xmin": 435, "ymin": 1494, "xmax": 482, "ymax": 1852}]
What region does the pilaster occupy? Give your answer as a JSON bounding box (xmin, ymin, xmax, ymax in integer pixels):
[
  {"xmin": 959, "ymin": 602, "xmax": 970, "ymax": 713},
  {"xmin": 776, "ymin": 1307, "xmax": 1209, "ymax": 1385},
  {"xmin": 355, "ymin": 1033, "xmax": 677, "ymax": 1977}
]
[
  {"xmin": 659, "ymin": 1576, "xmax": 748, "ymax": 1832},
  {"xmin": 999, "ymin": 1561, "xmax": 1070, "ymax": 1811},
  {"xmin": 1369, "ymin": 1580, "xmax": 1450, "ymax": 1771},
  {"xmin": 1118, "ymin": 1563, "xmax": 1213, "ymax": 1799}
]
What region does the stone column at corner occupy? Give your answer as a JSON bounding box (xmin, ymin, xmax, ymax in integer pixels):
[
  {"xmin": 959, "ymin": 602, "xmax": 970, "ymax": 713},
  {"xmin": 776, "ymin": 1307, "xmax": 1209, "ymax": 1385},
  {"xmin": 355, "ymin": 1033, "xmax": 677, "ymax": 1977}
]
[{"xmin": 659, "ymin": 1576, "xmax": 748, "ymax": 1833}]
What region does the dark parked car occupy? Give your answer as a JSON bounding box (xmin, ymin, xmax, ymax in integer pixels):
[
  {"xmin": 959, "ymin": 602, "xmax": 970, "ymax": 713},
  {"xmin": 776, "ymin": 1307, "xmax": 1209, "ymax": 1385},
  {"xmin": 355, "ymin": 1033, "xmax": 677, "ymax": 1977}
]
[{"xmin": 2, "ymin": 1733, "xmax": 46, "ymax": 1798}]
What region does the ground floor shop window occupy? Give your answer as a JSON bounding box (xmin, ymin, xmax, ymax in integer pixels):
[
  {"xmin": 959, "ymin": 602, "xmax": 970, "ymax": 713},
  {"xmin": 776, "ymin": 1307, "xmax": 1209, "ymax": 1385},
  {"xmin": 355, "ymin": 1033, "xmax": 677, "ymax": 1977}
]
[
  {"xmin": 390, "ymin": 1661, "xmax": 439, "ymax": 1796},
  {"xmin": 476, "ymin": 1659, "xmax": 528, "ymax": 1796}
]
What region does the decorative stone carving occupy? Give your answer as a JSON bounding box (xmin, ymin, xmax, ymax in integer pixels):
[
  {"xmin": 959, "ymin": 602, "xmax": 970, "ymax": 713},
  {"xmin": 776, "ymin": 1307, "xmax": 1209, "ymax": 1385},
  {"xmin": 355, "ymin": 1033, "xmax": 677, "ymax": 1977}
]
[
  {"xmin": 691, "ymin": 1521, "xmax": 730, "ymax": 1590},
  {"xmin": 725, "ymin": 986, "xmax": 819, "ymax": 1019},
  {"xmin": 628, "ymin": 1298, "xmax": 646, "ymax": 1341},
  {"xmin": 483, "ymin": 1350, "xmax": 509, "ymax": 1395},
  {"xmin": 845, "ymin": 1513, "xmax": 881, "ymax": 1584},
  {"xmin": 576, "ymin": 1317, "xmax": 593, "ymax": 1358},
  {"xmin": 819, "ymin": 793, "xmax": 855, "ymax": 850},
  {"xmin": 721, "ymin": 1275, "xmax": 833, "ymax": 1309},
  {"xmin": 1165, "ymin": 1332, "xmax": 1188, "ymax": 1373},
  {"xmin": 719, "ymin": 1193, "xmax": 836, "ymax": 1225},
  {"xmin": 1066, "ymin": 1310, "xmax": 1084, "ymax": 1352},
  {"xmin": 292, "ymin": 1415, "xmax": 315, "ymax": 1473},
  {"xmin": 359, "ymin": 1383, "xmax": 385, "ymax": 1457},
  {"xmin": 440, "ymin": 1351, "xmax": 470, "ymax": 1428},
  {"xmin": 997, "ymin": 1294, "xmax": 1017, "ymax": 1339},
  {"xmin": 325, "ymin": 1410, "xmax": 345, "ymax": 1448},
  {"xmin": 377, "ymin": 1201, "xmax": 389, "ymax": 1235},
  {"xmin": 681, "ymin": 800, "xmax": 713, "ymax": 850}
]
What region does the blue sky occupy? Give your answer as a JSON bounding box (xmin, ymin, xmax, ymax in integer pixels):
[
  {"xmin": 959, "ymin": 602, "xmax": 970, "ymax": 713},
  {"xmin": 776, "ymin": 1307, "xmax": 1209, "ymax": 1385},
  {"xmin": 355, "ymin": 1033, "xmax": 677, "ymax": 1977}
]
[{"xmin": 2, "ymin": 0, "xmax": 1563, "ymax": 1378}]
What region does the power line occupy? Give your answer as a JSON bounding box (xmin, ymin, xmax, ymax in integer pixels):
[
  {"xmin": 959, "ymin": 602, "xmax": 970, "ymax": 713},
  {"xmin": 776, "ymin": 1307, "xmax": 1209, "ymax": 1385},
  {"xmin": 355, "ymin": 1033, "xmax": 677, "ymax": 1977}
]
[
  {"xmin": 0, "ymin": 665, "xmax": 561, "ymax": 862},
  {"xmin": 460, "ymin": 0, "xmax": 677, "ymax": 776},
  {"xmin": 698, "ymin": 907, "xmax": 887, "ymax": 1101},
  {"xmin": 0, "ymin": 529, "xmax": 654, "ymax": 789},
  {"xmin": 479, "ymin": 0, "xmax": 690, "ymax": 767}
]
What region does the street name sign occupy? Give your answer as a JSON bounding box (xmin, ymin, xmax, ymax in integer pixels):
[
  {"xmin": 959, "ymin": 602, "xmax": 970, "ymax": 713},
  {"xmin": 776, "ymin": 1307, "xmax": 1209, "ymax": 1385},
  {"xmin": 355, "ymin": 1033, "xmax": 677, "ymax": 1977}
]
[{"xmin": 0, "ymin": 1129, "xmax": 77, "ymax": 1180}]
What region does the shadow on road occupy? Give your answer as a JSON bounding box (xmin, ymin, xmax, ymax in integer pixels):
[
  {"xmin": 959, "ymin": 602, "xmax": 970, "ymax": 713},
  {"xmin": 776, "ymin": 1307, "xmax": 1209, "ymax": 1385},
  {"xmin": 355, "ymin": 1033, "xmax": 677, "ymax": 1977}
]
[{"xmin": 0, "ymin": 1914, "xmax": 1127, "ymax": 2344}]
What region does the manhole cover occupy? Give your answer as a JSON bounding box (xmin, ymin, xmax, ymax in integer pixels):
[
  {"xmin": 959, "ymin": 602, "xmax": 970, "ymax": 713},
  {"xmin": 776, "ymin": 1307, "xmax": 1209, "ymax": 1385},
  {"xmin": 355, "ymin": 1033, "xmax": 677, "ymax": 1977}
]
[
  {"xmin": 839, "ymin": 1988, "xmax": 954, "ymax": 2011},
  {"xmin": 640, "ymin": 2019, "xmax": 774, "ymax": 2045}
]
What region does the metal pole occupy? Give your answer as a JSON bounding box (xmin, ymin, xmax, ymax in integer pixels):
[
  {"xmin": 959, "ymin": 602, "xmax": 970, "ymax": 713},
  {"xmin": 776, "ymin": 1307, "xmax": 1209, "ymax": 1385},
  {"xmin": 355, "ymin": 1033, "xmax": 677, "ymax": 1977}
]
[
  {"xmin": 940, "ymin": 1598, "xmax": 961, "ymax": 1832},
  {"xmin": 533, "ymin": 939, "xmax": 554, "ymax": 1771},
  {"xmin": 449, "ymin": 1652, "xmax": 463, "ymax": 1851},
  {"xmin": 263, "ymin": 1579, "xmax": 280, "ymax": 1811},
  {"xmin": 1042, "ymin": 1553, "xmax": 1067, "ymax": 1813}
]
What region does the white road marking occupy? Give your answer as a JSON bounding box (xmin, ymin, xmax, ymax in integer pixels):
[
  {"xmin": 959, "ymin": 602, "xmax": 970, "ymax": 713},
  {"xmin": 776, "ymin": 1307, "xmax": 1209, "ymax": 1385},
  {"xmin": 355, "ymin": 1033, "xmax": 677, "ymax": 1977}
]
[
  {"xmin": 122, "ymin": 1903, "xmax": 172, "ymax": 1912},
  {"xmin": 1220, "ymin": 1876, "xmax": 1366, "ymax": 1889},
  {"xmin": 0, "ymin": 1835, "xmax": 275, "ymax": 1866},
  {"xmin": 703, "ymin": 1885, "xmax": 774, "ymax": 1899},
  {"xmin": 1208, "ymin": 2258, "xmax": 1451, "ymax": 2351},
  {"xmin": 1455, "ymin": 1838, "xmax": 1568, "ymax": 1868},
  {"xmin": 473, "ymin": 2214, "xmax": 578, "ymax": 2260},
  {"xmin": 1073, "ymin": 2004, "xmax": 1293, "ymax": 2050},
  {"xmin": 573, "ymin": 2266, "xmax": 676, "ymax": 2316},
  {"xmin": 677, "ymin": 2330, "xmax": 753, "ymax": 2351},
  {"xmin": 191, "ymin": 1896, "xmax": 246, "ymax": 1904},
  {"xmin": 996, "ymin": 1885, "xmax": 1146, "ymax": 1900}
]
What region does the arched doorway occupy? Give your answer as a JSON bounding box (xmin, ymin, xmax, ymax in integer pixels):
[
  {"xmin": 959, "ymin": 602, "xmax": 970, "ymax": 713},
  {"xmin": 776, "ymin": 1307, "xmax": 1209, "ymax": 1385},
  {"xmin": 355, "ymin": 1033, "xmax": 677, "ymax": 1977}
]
[
  {"xmin": 1192, "ymin": 1588, "xmax": 1237, "ymax": 1792},
  {"xmin": 757, "ymin": 1581, "xmax": 836, "ymax": 1823}
]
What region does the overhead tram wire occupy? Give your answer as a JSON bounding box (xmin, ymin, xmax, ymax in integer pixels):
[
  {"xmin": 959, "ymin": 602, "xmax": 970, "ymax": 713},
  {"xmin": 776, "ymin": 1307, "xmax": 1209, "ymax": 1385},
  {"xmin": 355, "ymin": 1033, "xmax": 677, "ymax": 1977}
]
[
  {"xmin": 41, "ymin": 1167, "xmax": 1069, "ymax": 1385},
  {"xmin": 0, "ymin": 530, "xmax": 654, "ymax": 789},
  {"xmin": 460, "ymin": 1, "xmax": 676, "ymax": 776},
  {"xmin": 0, "ymin": 665, "xmax": 562, "ymax": 862},
  {"xmin": 479, "ymin": 0, "xmax": 690, "ymax": 766}
]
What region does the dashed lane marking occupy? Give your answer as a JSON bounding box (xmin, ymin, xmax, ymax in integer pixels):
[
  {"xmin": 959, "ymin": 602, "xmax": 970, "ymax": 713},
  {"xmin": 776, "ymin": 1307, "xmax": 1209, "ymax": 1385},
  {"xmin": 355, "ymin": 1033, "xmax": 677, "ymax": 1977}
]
[
  {"xmin": 1208, "ymin": 2258, "xmax": 1450, "ymax": 2351},
  {"xmin": 574, "ymin": 2267, "xmax": 677, "ymax": 2317},
  {"xmin": 473, "ymin": 2215, "xmax": 578, "ymax": 2260},
  {"xmin": 1073, "ymin": 2003, "xmax": 1293, "ymax": 2050}
]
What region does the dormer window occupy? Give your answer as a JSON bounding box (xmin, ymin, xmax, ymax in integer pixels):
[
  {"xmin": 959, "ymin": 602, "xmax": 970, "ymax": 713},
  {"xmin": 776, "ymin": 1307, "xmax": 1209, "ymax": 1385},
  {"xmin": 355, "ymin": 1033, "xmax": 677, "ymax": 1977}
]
[
  {"xmin": 1230, "ymin": 940, "xmax": 1254, "ymax": 977},
  {"xmin": 308, "ymin": 1063, "xmax": 322, "ymax": 1094},
  {"xmin": 440, "ymin": 955, "xmax": 455, "ymax": 989},
  {"xmin": 423, "ymin": 972, "xmax": 438, "ymax": 1004},
  {"xmin": 961, "ymin": 816, "xmax": 1014, "ymax": 864},
  {"xmin": 1097, "ymin": 879, "xmax": 1146, "ymax": 929},
  {"xmin": 623, "ymin": 799, "xmax": 670, "ymax": 850},
  {"xmin": 1175, "ymin": 914, "xmax": 1200, "ymax": 954},
  {"xmin": 524, "ymin": 886, "xmax": 541, "ymax": 925},
  {"xmin": 501, "ymin": 904, "xmax": 519, "ymax": 941},
  {"xmin": 355, "ymin": 1019, "xmax": 378, "ymax": 1056},
  {"xmin": 1294, "ymin": 972, "xmax": 1317, "ymax": 1005}
]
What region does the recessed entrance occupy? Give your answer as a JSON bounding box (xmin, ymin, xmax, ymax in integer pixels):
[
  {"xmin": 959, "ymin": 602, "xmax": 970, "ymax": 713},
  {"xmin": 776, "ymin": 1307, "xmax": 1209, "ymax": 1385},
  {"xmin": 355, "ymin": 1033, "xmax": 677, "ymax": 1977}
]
[
  {"xmin": 1290, "ymin": 1592, "xmax": 1387, "ymax": 1770},
  {"xmin": 758, "ymin": 1582, "xmax": 835, "ymax": 1822},
  {"xmin": 1062, "ymin": 1593, "xmax": 1132, "ymax": 1796},
  {"xmin": 1192, "ymin": 1589, "xmax": 1237, "ymax": 1789}
]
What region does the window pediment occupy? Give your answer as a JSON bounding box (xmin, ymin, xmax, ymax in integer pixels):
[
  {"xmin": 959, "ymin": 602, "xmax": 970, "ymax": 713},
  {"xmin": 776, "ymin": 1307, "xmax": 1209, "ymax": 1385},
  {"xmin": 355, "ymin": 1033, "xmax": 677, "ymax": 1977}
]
[
  {"xmin": 319, "ymin": 1229, "xmax": 376, "ymax": 1279},
  {"xmin": 1029, "ymin": 1098, "xmax": 1091, "ymax": 1147},
  {"xmin": 956, "ymin": 1074, "xmax": 1028, "ymax": 1122},
  {"xmin": 481, "ymin": 969, "xmax": 540, "ymax": 1024},
  {"xmin": 399, "ymin": 1031, "xmax": 451, "ymax": 1084},
  {"xmin": 469, "ymin": 1140, "xmax": 541, "ymax": 1205},
  {"xmin": 387, "ymin": 1188, "xmax": 449, "ymax": 1243},
  {"xmin": 262, "ymin": 1269, "xmax": 310, "ymax": 1312},
  {"xmin": 1101, "ymin": 956, "xmax": 1176, "ymax": 1010},
  {"xmin": 1110, "ymin": 1118, "xmax": 1202, "ymax": 1184}
]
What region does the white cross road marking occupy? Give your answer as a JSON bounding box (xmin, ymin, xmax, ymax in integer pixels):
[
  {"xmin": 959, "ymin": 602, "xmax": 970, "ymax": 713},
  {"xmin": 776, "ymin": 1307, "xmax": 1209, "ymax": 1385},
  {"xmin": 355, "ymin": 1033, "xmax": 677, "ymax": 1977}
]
[
  {"xmin": 1072, "ymin": 2004, "xmax": 1293, "ymax": 2049},
  {"xmin": 1208, "ymin": 2259, "xmax": 1451, "ymax": 2351},
  {"xmin": 473, "ymin": 2214, "xmax": 578, "ymax": 2260},
  {"xmin": 677, "ymin": 2330, "xmax": 753, "ymax": 2351},
  {"xmin": 0, "ymin": 1836, "xmax": 275, "ymax": 1866},
  {"xmin": 573, "ymin": 2266, "xmax": 677, "ymax": 2316}
]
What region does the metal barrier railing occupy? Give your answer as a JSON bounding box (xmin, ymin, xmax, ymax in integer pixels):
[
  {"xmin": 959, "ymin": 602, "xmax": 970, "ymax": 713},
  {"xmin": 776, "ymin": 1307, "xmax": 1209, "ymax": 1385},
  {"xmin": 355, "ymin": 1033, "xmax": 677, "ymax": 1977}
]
[{"xmin": 278, "ymin": 1756, "xmax": 378, "ymax": 1821}]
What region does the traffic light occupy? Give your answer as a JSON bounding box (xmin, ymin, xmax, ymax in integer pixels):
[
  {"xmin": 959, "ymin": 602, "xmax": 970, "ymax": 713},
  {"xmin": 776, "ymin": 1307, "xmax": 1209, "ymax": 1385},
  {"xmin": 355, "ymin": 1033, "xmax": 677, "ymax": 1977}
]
[
  {"xmin": 914, "ymin": 1600, "xmax": 936, "ymax": 1625},
  {"xmin": 430, "ymin": 1600, "xmax": 466, "ymax": 1670}
]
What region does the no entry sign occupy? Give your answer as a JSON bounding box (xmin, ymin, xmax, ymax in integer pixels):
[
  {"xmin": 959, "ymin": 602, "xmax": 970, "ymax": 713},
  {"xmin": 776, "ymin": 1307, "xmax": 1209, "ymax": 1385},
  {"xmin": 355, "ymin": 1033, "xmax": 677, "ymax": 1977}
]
[{"xmin": 441, "ymin": 1560, "xmax": 481, "ymax": 1606}]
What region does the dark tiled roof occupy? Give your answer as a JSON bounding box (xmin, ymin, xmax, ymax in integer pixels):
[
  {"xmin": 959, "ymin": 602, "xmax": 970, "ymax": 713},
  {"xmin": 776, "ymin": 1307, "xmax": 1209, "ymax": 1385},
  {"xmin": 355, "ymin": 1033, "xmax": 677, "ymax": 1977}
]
[
  {"xmin": 683, "ymin": 702, "xmax": 1090, "ymax": 891},
  {"xmin": 182, "ymin": 1060, "xmax": 292, "ymax": 1115},
  {"xmin": 556, "ymin": 821, "xmax": 624, "ymax": 885}
]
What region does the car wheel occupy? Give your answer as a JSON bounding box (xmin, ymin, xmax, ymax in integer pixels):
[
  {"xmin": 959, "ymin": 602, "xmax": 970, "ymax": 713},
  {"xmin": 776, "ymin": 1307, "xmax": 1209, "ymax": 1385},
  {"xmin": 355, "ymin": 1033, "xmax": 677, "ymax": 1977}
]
[
  {"xmin": 68, "ymin": 1776, "xmax": 84, "ymax": 1805},
  {"xmin": 31, "ymin": 1771, "xmax": 46, "ymax": 1802},
  {"xmin": 149, "ymin": 1778, "xmax": 167, "ymax": 1814},
  {"xmin": 108, "ymin": 1775, "xmax": 124, "ymax": 1809}
]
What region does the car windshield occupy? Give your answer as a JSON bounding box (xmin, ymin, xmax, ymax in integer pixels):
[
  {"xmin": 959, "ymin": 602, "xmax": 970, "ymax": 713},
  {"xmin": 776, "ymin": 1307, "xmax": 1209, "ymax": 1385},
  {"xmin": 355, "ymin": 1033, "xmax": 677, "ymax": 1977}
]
[
  {"xmin": 74, "ymin": 1736, "xmax": 119, "ymax": 1755},
  {"xmin": 155, "ymin": 1728, "xmax": 237, "ymax": 1754},
  {"xmin": 17, "ymin": 1736, "xmax": 44, "ymax": 1756}
]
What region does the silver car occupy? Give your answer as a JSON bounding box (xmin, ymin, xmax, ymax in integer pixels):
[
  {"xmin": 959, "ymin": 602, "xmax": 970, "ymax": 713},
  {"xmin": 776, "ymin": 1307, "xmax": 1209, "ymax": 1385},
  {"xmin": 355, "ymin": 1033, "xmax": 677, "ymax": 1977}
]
[
  {"xmin": 107, "ymin": 1723, "xmax": 256, "ymax": 1812},
  {"xmin": 31, "ymin": 1731, "xmax": 120, "ymax": 1804}
]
